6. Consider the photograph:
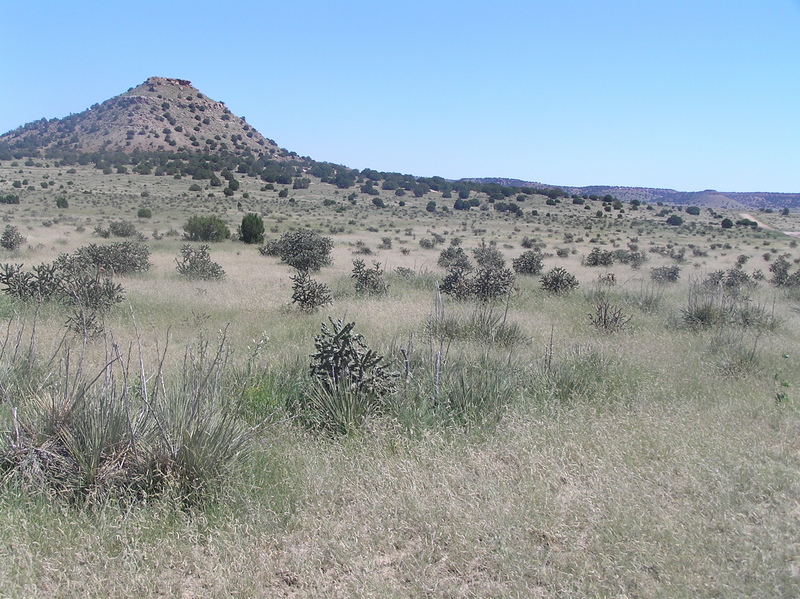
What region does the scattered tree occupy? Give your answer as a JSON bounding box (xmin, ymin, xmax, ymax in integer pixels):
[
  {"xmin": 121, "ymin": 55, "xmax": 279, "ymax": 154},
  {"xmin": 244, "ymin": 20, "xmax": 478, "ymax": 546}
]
[{"xmin": 238, "ymin": 213, "xmax": 265, "ymax": 244}]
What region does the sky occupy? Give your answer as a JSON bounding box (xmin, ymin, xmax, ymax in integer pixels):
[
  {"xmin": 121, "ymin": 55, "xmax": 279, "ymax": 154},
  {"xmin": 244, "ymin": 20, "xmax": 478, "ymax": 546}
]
[{"xmin": 1, "ymin": 1, "xmax": 799, "ymax": 193}]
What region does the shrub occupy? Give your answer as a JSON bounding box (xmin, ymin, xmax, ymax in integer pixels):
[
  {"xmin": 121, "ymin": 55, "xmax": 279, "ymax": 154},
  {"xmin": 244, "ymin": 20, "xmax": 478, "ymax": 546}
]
[
  {"xmin": 472, "ymin": 241, "xmax": 505, "ymax": 269},
  {"xmin": 109, "ymin": 220, "xmax": 137, "ymax": 238},
  {"xmin": 56, "ymin": 197, "xmax": 69, "ymax": 209},
  {"xmin": 540, "ymin": 267, "xmax": 579, "ymax": 294},
  {"xmin": 650, "ymin": 265, "xmax": 681, "ymax": 284},
  {"xmin": 438, "ymin": 246, "xmax": 471, "ymax": 270},
  {"xmin": 302, "ymin": 318, "xmax": 397, "ymax": 434},
  {"xmin": 612, "ymin": 249, "xmax": 646, "ymax": 268},
  {"xmin": 512, "ymin": 250, "xmax": 544, "ymax": 275},
  {"xmin": 720, "ymin": 218, "xmax": 734, "ymax": 229},
  {"xmin": 440, "ymin": 264, "xmax": 515, "ymax": 302},
  {"xmin": 63, "ymin": 242, "xmax": 151, "ymax": 275},
  {"xmin": 353, "ymin": 241, "xmax": 373, "ymax": 255},
  {"xmin": 238, "ymin": 213, "xmax": 265, "ymax": 244},
  {"xmin": 583, "ymin": 247, "xmax": 614, "ymax": 267},
  {"xmin": 183, "ymin": 215, "xmax": 231, "ymax": 242},
  {"xmin": 666, "ymin": 215, "xmax": 684, "ymax": 226},
  {"xmin": 1, "ymin": 225, "xmax": 26, "ymax": 251},
  {"xmin": 137, "ymin": 207, "xmax": 152, "ymax": 218},
  {"xmin": 352, "ymin": 260, "xmax": 388, "ymax": 295},
  {"xmin": 471, "ymin": 267, "xmax": 515, "ymax": 302},
  {"xmin": 768, "ymin": 256, "xmax": 800, "ymax": 288},
  {"xmin": 440, "ymin": 265, "xmax": 474, "ymax": 301},
  {"xmin": 265, "ymin": 230, "xmax": 333, "ymax": 272},
  {"xmin": 175, "ymin": 245, "xmax": 225, "ymax": 280},
  {"xmin": 295, "ymin": 319, "xmax": 399, "ymax": 434},
  {"xmin": 291, "ymin": 269, "xmax": 332, "ymax": 312},
  {"xmin": 0, "ymin": 258, "xmax": 124, "ymax": 336},
  {"xmin": 704, "ymin": 268, "xmax": 756, "ymax": 297},
  {"xmin": 590, "ymin": 295, "xmax": 632, "ymax": 333}
]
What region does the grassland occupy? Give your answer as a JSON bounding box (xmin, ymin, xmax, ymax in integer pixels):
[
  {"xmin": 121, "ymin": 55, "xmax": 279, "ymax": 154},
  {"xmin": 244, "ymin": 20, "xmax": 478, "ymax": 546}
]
[{"xmin": 0, "ymin": 160, "xmax": 799, "ymax": 597}]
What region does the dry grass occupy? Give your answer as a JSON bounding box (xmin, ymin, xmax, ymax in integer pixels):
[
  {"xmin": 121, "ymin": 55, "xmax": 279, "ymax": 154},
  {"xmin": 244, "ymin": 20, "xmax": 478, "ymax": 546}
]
[{"xmin": 0, "ymin": 162, "xmax": 799, "ymax": 597}]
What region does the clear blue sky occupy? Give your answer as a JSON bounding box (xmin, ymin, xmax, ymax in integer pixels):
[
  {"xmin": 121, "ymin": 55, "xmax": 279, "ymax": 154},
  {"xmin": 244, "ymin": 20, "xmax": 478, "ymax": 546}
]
[{"xmin": 1, "ymin": 1, "xmax": 799, "ymax": 192}]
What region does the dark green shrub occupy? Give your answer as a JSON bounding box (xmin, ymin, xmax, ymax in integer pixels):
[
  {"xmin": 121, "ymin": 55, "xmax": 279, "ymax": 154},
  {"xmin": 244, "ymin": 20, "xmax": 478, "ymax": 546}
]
[
  {"xmin": 175, "ymin": 245, "xmax": 225, "ymax": 280},
  {"xmin": 512, "ymin": 250, "xmax": 544, "ymax": 275},
  {"xmin": 300, "ymin": 318, "xmax": 397, "ymax": 434},
  {"xmin": 56, "ymin": 197, "xmax": 69, "ymax": 209},
  {"xmin": 650, "ymin": 265, "xmax": 681, "ymax": 284},
  {"xmin": 0, "ymin": 258, "xmax": 124, "ymax": 337},
  {"xmin": 238, "ymin": 213, "xmax": 265, "ymax": 244},
  {"xmin": 291, "ymin": 269, "xmax": 332, "ymax": 311},
  {"xmin": 440, "ymin": 263, "xmax": 515, "ymax": 302},
  {"xmin": 438, "ymin": 246, "xmax": 471, "ymax": 270},
  {"xmin": 583, "ymin": 247, "xmax": 614, "ymax": 267},
  {"xmin": 265, "ymin": 230, "xmax": 333, "ymax": 272},
  {"xmin": 352, "ymin": 260, "xmax": 388, "ymax": 295},
  {"xmin": 540, "ymin": 267, "xmax": 579, "ymax": 294},
  {"xmin": 666, "ymin": 215, "xmax": 683, "ymax": 226},
  {"xmin": 472, "ymin": 241, "xmax": 505, "ymax": 269},
  {"xmin": 1, "ymin": 225, "xmax": 26, "ymax": 251},
  {"xmin": 183, "ymin": 215, "xmax": 230, "ymax": 242},
  {"xmin": 440, "ymin": 265, "xmax": 474, "ymax": 301},
  {"xmin": 62, "ymin": 242, "xmax": 151, "ymax": 275},
  {"xmin": 137, "ymin": 207, "xmax": 152, "ymax": 218},
  {"xmin": 109, "ymin": 220, "xmax": 137, "ymax": 238},
  {"xmin": 768, "ymin": 256, "xmax": 797, "ymax": 287},
  {"xmin": 309, "ymin": 318, "xmax": 397, "ymax": 398},
  {"xmin": 471, "ymin": 266, "xmax": 515, "ymax": 302}
]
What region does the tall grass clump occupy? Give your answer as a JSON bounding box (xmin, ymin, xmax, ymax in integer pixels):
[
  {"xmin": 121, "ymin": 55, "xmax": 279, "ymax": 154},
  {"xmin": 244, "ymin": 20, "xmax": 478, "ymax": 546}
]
[
  {"xmin": 680, "ymin": 279, "xmax": 778, "ymax": 331},
  {"xmin": 0, "ymin": 323, "xmax": 253, "ymax": 507},
  {"xmin": 533, "ymin": 344, "xmax": 633, "ymax": 406},
  {"xmin": 425, "ymin": 297, "xmax": 525, "ymax": 348}
]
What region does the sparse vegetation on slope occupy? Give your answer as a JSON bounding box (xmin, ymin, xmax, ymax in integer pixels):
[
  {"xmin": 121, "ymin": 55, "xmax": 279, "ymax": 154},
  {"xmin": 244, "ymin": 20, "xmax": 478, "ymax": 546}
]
[{"xmin": 0, "ymin": 80, "xmax": 798, "ymax": 598}]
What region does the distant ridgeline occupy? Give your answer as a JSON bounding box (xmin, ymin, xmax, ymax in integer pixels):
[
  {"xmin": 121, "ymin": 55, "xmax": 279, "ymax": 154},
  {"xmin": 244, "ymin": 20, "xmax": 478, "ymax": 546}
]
[
  {"xmin": 0, "ymin": 142, "xmax": 579, "ymax": 206},
  {"xmin": 2, "ymin": 75, "xmax": 798, "ymax": 210}
]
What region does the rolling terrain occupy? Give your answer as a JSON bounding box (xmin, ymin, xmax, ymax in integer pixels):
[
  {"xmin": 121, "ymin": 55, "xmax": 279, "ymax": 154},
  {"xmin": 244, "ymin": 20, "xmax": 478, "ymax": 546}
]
[{"xmin": 0, "ymin": 77, "xmax": 798, "ymax": 598}]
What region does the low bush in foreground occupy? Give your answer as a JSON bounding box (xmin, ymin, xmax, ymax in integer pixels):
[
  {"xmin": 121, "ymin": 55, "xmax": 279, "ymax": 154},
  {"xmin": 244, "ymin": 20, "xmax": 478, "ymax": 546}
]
[{"xmin": 0, "ymin": 330, "xmax": 252, "ymax": 506}]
